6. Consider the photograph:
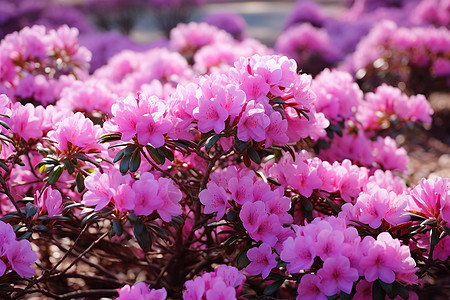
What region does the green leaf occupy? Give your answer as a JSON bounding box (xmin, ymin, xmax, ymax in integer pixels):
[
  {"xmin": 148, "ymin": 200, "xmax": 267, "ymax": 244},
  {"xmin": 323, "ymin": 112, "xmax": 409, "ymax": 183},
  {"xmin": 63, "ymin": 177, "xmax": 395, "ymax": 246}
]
[
  {"xmin": 113, "ymin": 149, "xmax": 126, "ymax": 163},
  {"xmin": 63, "ymin": 203, "xmax": 84, "ymax": 212},
  {"xmin": 226, "ymin": 210, "xmax": 237, "ymax": 221},
  {"xmin": 18, "ymin": 231, "xmax": 32, "ymax": 241},
  {"xmin": 25, "ymin": 203, "xmax": 38, "ymax": 218},
  {"xmin": 76, "ymin": 172, "xmax": 85, "ymax": 193},
  {"xmin": 392, "ymin": 281, "xmax": 409, "ymax": 299},
  {"xmin": 13, "ymin": 224, "xmax": 26, "ymax": 232},
  {"xmin": 379, "ymin": 281, "xmax": 393, "ymax": 295},
  {"xmin": 149, "ymin": 223, "xmax": 170, "ymax": 241},
  {"xmin": 247, "ymin": 147, "xmax": 261, "ymax": 164},
  {"xmin": 443, "ymin": 226, "xmax": 450, "ymax": 237},
  {"xmin": 113, "ymin": 219, "xmax": 124, "ymax": 236},
  {"xmin": 267, "ymin": 177, "xmax": 281, "ymax": 186},
  {"xmin": 127, "ymin": 212, "xmax": 138, "ymax": 224},
  {"xmin": 81, "ymin": 211, "xmax": 99, "ymax": 227},
  {"xmin": 48, "ymin": 165, "xmax": 64, "ymax": 185},
  {"xmin": 17, "ymin": 197, "xmax": 34, "ymax": 203},
  {"xmin": 98, "ymin": 133, "xmax": 122, "ymax": 143},
  {"xmin": 119, "ymin": 154, "xmax": 132, "ymax": 174},
  {"xmin": 430, "ymin": 227, "xmax": 440, "ymax": 246},
  {"xmin": 236, "ymin": 247, "xmax": 251, "ymax": 269},
  {"xmin": 0, "ymin": 212, "xmax": 20, "ymax": 221},
  {"xmin": 0, "ymin": 161, "xmax": 9, "ymax": 173},
  {"xmin": 124, "ymin": 145, "xmax": 138, "ymax": 156},
  {"xmin": 134, "ymin": 219, "xmax": 152, "ymax": 252},
  {"xmin": 157, "ymin": 147, "xmax": 174, "ymax": 161},
  {"xmin": 296, "ymin": 108, "xmax": 310, "ymax": 121},
  {"xmin": 33, "ymin": 225, "xmax": 48, "ymax": 231},
  {"xmin": 329, "ymin": 124, "xmax": 343, "ymax": 137},
  {"xmin": 63, "ymin": 160, "xmax": 75, "ymax": 175},
  {"xmin": 145, "ymin": 145, "xmax": 165, "ymax": 165},
  {"xmin": 407, "ymin": 224, "xmax": 422, "ymax": 235},
  {"xmin": 372, "ymin": 280, "xmax": 387, "ymax": 300},
  {"xmin": 234, "ymin": 138, "xmax": 247, "ymax": 153},
  {"xmin": 207, "ymin": 221, "xmax": 228, "ymax": 228},
  {"xmin": 263, "ymin": 280, "xmax": 284, "ymax": 295},
  {"xmin": 0, "ymin": 120, "xmax": 10, "ymax": 130},
  {"xmin": 129, "ymin": 148, "xmax": 141, "ymax": 172},
  {"xmin": 205, "ymin": 135, "xmax": 221, "ymax": 151},
  {"xmin": 269, "ymin": 97, "xmax": 285, "ymax": 105},
  {"xmin": 37, "ymin": 216, "xmax": 71, "ymax": 221},
  {"xmin": 326, "ymin": 127, "xmax": 334, "ymax": 139},
  {"xmin": 223, "ymin": 235, "xmax": 239, "ymax": 247}
]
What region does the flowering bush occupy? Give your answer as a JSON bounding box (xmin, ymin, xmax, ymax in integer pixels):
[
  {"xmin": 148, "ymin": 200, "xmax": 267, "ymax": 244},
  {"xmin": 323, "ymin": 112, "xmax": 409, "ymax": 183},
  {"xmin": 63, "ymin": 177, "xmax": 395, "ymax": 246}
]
[{"xmin": 0, "ymin": 8, "xmax": 448, "ymax": 300}]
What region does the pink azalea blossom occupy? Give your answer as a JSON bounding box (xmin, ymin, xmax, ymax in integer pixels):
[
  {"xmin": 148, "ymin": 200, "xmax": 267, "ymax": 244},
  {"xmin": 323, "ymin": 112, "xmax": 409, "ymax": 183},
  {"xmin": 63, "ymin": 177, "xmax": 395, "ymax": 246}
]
[
  {"xmin": 264, "ymin": 111, "xmax": 289, "ymax": 147},
  {"xmin": 7, "ymin": 239, "xmax": 38, "ymax": 278},
  {"xmin": 240, "ymin": 201, "xmax": 266, "ymax": 234},
  {"xmin": 199, "ymin": 182, "xmax": 230, "ymax": 220},
  {"xmin": 280, "ymin": 235, "xmax": 316, "ymax": 273},
  {"xmin": 117, "ymin": 282, "xmax": 167, "ymax": 300},
  {"xmin": 246, "ymin": 243, "xmax": 277, "ymax": 279},
  {"xmin": 317, "ymin": 256, "xmax": 359, "ymax": 295},
  {"xmin": 132, "ymin": 173, "xmax": 162, "ymax": 216},
  {"xmin": 205, "ymin": 280, "xmax": 236, "ymax": 300},
  {"xmin": 297, "ymin": 274, "xmax": 327, "ymax": 300},
  {"xmin": 156, "ymin": 177, "xmax": 183, "ymax": 222},
  {"xmin": 237, "ymin": 100, "xmax": 270, "ymax": 142},
  {"xmin": 0, "ymin": 221, "xmax": 16, "ymax": 256},
  {"xmin": 36, "ymin": 186, "xmax": 63, "ymax": 217}
]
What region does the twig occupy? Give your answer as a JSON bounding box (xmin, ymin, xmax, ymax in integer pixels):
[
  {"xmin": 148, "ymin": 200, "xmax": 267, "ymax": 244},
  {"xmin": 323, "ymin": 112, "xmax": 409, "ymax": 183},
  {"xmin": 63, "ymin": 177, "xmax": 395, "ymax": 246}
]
[{"xmin": 58, "ymin": 231, "xmax": 109, "ymax": 276}]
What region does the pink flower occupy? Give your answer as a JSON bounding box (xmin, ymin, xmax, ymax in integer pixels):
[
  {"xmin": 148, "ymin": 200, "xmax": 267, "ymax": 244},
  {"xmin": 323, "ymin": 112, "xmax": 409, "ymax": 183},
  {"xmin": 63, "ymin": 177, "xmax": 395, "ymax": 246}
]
[
  {"xmin": 251, "ymin": 214, "xmax": 282, "ymax": 247},
  {"xmin": 47, "ymin": 112, "xmax": 103, "ymax": 154},
  {"xmin": 205, "ymin": 280, "xmax": 236, "ymax": 300},
  {"xmin": 280, "ymin": 235, "xmax": 316, "ymax": 273},
  {"xmin": 36, "ymin": 186, "xmax": 63, "ymax": 217},
  {"xmin": 264, "ymin": 111, "xmax": 289, "ymax": 147},
  {"xmin": 193, "ymin": 85, "xmax": 229, "ymax": 134},
  {"xmin": 228, "ymin": 175, "xmax": 254, "ymax": 205},
  {"xmin": 83, "ymin": 170, "xmax": 133, "ymax": 211},
  {"xmin": 132, "ymin": 173, "xmax": 162, "ymax": 216},
  {"xmin": 246, "ymin": 243, "xmax": 277, "ymax": 279},
  {"xmin": 237, "ymin": 100, "xmax": 270, "ymax": 142},
  {"xmin": 317, "ymin": 256, "xmax": 359, "ymax": 295},
  {"xmin": 360, "ymin": 233, "xmax": 417, "ymax": 284},
  {"xmin": 183, "ymin": 276, "xmax": 205, "ymax": 300},
  {"xmin": 135, "ymin": 111, "xmax": 172, "ymax": 148},
  {"xmin": 117, "ymin": 282, "xmax": 167, "ymax": 300},
  {"xmin": 315, "ymin": 229, "xmax": 345, "ymax": 260},
  {"xmin": 7, "ymin": 240, "xmax": 38, "ymax": 278},
  {"xmin": 240, "ymin": 201, "xmax": 266, "ymax": 234},
  {"xmin": 0, "ymin": 260, "xmax": 5, "ymax": 277},
  {"xmin": 156, "ymin": 177, "xmax": 182, "ymax": 222},
  {"xmin": 199, "ymin": 182, "xmax": 230, "ymax": 220},
  {"xmin": 408, "ymin": 176, "xmax": 449, "ymax": 222},
  {"xmin": 354, "ymin": 189, "xmax": 390, "ymax": 229},
  {"xmin": 297, "ymin": 274, "xmax": 327, "ymax": 300},
  {"xmin": 7, "ymin": 102, "xmax": 43, "ymax": 140},
  {"xmin": 0, "ymin": 221, "xmax": 16, "ymax": 256},
  {"xmin": 114, "ymin": 184, "xmax": 136, "ymax": 213},
  {"xmin": 215, "ymin": 265, "xmax": 246, "ymax": 288}
]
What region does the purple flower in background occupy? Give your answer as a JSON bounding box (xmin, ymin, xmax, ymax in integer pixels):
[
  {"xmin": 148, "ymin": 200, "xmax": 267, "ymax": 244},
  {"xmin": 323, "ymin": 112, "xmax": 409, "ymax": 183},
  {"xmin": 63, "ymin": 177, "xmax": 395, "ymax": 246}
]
[{"xmin": 203, "ymin": 11, "xmax": 246, "ymax": 40}]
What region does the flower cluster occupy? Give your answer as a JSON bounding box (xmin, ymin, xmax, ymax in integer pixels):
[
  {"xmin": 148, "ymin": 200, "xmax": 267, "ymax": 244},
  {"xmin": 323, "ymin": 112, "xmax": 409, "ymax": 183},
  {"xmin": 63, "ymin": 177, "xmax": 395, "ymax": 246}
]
[
  {"xmin": 183, "ymin": 265, "xmax": 246, "ymax": 300},
  {"xmin": 282, "ymin": 217, "xmax": 417, "ymax": 298},
  {"xmin": 0, "ymin": 221, "xmax": 37, "ymax": 278},
  {"xmin": 83, "ymin": 169, "xmax": 182, "ymax": 222},
  {"xmin": 0, "ymin": 25, "xmax": 91, "ymax": 105},
  {"xmin": 116, "ymin": 282, "xmax": 166, "ymax": 300}
]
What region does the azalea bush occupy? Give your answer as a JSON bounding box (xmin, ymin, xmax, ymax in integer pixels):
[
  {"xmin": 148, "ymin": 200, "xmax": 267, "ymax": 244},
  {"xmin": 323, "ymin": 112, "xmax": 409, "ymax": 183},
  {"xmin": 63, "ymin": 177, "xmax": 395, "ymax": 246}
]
[{"xmin": 0, "ymin": 6, "xmax": 449, "ymax": 300}]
